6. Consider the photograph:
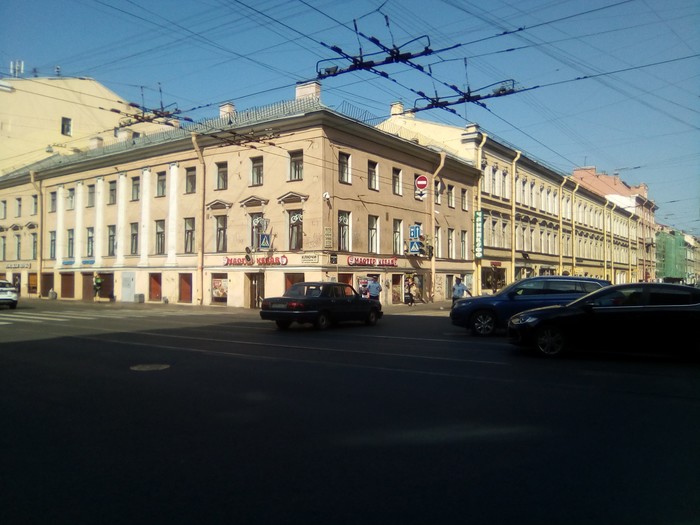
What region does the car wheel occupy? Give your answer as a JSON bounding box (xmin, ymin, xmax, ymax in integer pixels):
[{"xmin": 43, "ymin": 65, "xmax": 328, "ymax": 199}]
[
  {"xmin": 275, "ymin": 320, "xmax": 291, "ymax": 330},
  {"xmin": 314, "ymin": 312, "xmax": 331, "ymax": 330},
  {"xmin": 535, "ymin": 325, "xmax": 566, "ymax": 357},
  {"xmin": 365, "ymin": 309, "xmax": 378, "ymax": 326},
  {"xmin": 470, "ymin": 310, "xmax": 496, "ymax": 336}
]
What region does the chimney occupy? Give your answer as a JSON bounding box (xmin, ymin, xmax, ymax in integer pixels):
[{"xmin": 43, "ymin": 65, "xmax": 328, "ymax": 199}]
[
  {"xmin": 219, "ymin": 102, "xmax": 236, "ymax": 120},
  {"xmin": 89, "ymin": 136, "xmax": 104, "ymax": 150},
  {"xmin": 390, "ymin": 102, "xmax": 404, "ymax": 115},
  {"xmin": 117, "ymin": 128, "xmax": 134, "ymax": 142},
  {"xmin": 295, "ymin": 81, "xmax": 321, "ymax": 100}
]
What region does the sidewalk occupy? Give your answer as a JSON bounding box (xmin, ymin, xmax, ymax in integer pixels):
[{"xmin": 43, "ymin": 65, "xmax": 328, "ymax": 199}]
[{"xmin": 17, "ymin": 295, "xmax": 453, "ymax": 314}]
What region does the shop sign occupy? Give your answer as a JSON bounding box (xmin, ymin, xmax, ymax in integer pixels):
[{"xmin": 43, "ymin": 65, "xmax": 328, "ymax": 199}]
[
  {"xmin": 301, "ymin": 254, "xmax": 319, "ymax": 263},
  {"xmin": 223, "ymin": 255, "xmax": 288, "ymax": 266},
  {"xmin": 474, "ymin": 210, "xmax": 484, "ymax": 259},
  {"xmin": 347, "ymin": 256, "xmax": 398, "ymax": 267},
  {"xmin": 6, "ymin": 263, "xmax": 31, "ymax": 269}
]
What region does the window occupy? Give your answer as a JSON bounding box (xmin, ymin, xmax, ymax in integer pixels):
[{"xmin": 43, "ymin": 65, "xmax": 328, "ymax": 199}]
[
  {"xmin": 216, "ymin": 162, "xmax": 228, "ymax": 190},
  {"xmin": 108, "ymin": 181, "xmax": 117, "ymax": 204},
  {"xmin": 184, "ymin": 218, "xmax": 195, "ymax": 254},
  {"xmin": 0, "ymin": 200, "xmax": 5, "ymax": 219},
  {"xmin": 434, "ymin": 226, "xmax": 441, "ymax": 258},
  {"xmin": 131, "ymin": 177, "xmax": 141, "ymax": 200},
  {"xmin": 49, "ymin": 231, "xmax": 56, "ymax": 259},
  {"xmin": 460, "ymin": 230, "xmax": 468, "ymax": 259},
  {"xmin": 339, "ymin": 152, "xmax": 351, "ymax": 183},
  {"xmin": 0, "ymin": 237, "xmax": 5, "ymax": 261},
  {"xmin": 461, "ymin": 188, "xmax": 468, "ymax": 211},
  {"xmin": 15, "ymin": 234, "xmax": 21, "ymax": 260},
  {"xmin": 185, "ymin": 168, "xmax": 196, "ymax": 194},
  {"xmin": 434, "ymin": 181, "xmax": 441, "ymax": 205},
  {"xmin": 86, "ymin": 227, "xmax": 94, "ymax": 257},
  {"xmin": 61, "ymin": 117, "xmax": 72, "ymax": 136},
  {"xmin": 66, "ymin": 229, "xmax": 74, "ymax": 258},
  {"xmin": 289, "ymin": 209, "xmax": 303, "ymax": 251},
  {"xmin": 251, "ymin": 157, "xmax": 263, "ymax": 186},
  {"xmin": 66, "ymin": 188, "xmax": 75, "ymax": 210},
  {"xmin": 250, "ymin": 213, "xmax": 264, "ymax": 250},
  {"xmin": 156, "ymin": 171, "xmax": 166, "ymax": 197},
  {"xmin": 338, "ymin": 211, "xmax": 350, "ymax": 251},
  {"xmin": 49, "ymin": 192, "xmax": 57, "ymax": 213},
  {"xmin": 448, "ymin": 228, "xmax": 455, "ymax": 259},
  {"xmin": 87, "ymin": 185, "xmax": 95, "ymax": 207},
  {"xmin": 447, "ymin": 185, "xmax": 455, "ymax": 208},
  {"xmin": 15, "ymin": 197, "xmax": 21, "ymax": 217},
  {"xmin": 107, "ymin": 225, "xmax": 116, "ymax": 256},
  {"xmin": 155, "ymin": 220, "xmax": 165, "ymax": 254},
  {"xmin": 289, "ymin": 150, "xmax": 303, "ymax": 181},
  {"xmin": 368, "ymin": 160, "xmax": 379, "ymax": 190},
  {"xmin": 392, "ymin": 168, "xmax": 402, "ymax": 195},
  {"xmin": 216, "ymin": 215, "xmax": 227, "ymax": 252},
  {"xmin": 368, "ymin": 215, "xmax": 379, "ymax": 253},
  {"xmin": 31, "ymin": 195, "xmax": 38, "ymax": 215},
  {"xmin": 393, "ymin": 219, "xmax": 403, "ymax": 255},
  {"xmin": 31, "ymin": 233, "xmax": 37, "ymax": 260},
  {"xmin": 130, "ymin": 223, "xmax": 139, "ymax": 255}
]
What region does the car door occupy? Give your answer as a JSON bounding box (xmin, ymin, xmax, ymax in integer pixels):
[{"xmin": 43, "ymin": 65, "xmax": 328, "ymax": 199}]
[
  {"xmin": 587, "ymin": 285, "xmax": 647, "ymax": 350},
  {"xmin": 502, "ymin": 279, "xmax": 548, "ymax": 320}
]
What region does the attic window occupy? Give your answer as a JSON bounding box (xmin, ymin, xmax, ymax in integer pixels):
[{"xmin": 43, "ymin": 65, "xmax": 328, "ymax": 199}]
[{"xmin": 61, "ymin": 117, "xmax": 72, "ymax": 136}]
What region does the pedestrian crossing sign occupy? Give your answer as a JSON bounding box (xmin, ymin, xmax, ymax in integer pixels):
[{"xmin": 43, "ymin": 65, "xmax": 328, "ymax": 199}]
[
  {"xmin": 408, "ymin": 240, "xmax": 423, "ymax": 254},
  {"xmin": 259, "ymin": 233, "xmax": 270, "ymax": 249}
]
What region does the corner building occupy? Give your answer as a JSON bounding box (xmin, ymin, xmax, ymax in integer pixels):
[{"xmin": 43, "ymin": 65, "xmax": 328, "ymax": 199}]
[{"xmin": 0, "ymin": 82, "xmax": 481, "ymax": 307}]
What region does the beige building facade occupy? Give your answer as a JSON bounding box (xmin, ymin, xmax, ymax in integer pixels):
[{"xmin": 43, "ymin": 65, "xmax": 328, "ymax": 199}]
[
  {"xmin": 378, "ymin": 105, "xmax": 659, "ymax": 292},
  {"xmin": 0, "ymin": 83, "xmax": 481, "ymax": 306}
]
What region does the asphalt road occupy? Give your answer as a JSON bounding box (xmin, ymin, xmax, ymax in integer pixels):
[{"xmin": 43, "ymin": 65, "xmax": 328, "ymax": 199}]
[{"xmin": 2, "ymin": 299, "xmax": 699, "ymax": 525}]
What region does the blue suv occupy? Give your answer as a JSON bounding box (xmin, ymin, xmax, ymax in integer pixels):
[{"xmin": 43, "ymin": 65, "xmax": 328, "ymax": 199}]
[{"xmin": 450, "ymin": 276, "xmax": 611, "ymax": 336}]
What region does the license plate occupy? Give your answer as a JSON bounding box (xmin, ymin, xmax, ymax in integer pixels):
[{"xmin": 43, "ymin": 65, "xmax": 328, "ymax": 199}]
[{"xmin": 271, "ymin": 304, "xmax": 286, "ymax": 309}]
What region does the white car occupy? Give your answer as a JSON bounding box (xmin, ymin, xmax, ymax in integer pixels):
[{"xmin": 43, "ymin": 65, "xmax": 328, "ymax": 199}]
[{"xmin": 0, "ymin": 280, "xmax": 18, "ymax": 309}]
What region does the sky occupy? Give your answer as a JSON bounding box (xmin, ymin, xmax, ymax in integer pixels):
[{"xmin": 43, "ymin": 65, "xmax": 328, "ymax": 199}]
[{"xmin": 2, "ymin": 0, "xmax": 699, "ymax": 235}]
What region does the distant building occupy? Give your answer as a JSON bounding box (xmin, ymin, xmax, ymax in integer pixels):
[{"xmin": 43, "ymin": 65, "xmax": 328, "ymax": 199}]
[{"xmin": 0, "ymin": 76, "xmax": 175, "ymax": 176}]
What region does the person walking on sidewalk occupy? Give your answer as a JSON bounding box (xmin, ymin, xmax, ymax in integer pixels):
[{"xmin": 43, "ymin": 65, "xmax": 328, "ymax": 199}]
[
  {"xmin": 452, "ymin": 277, "xmax": 471, "ymax": 307},
  {"xmin": 366, "ymin": 275, "xmax": 382, "ymax": 302}
]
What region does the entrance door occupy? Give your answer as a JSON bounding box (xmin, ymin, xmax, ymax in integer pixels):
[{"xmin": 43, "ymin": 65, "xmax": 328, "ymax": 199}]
[
  {"xmin": 149, "ymin": 273, "xmax": 162, "ymax": 301},
  {"xmin": 179, "ymin": 273, "xmax": 193, "ymax": 303},
  {"xmin": 60, "ymin": 273, "xmax": 75, "ymax": 298},
  {"xmin": 247, "ymin": 273, "xmax": 264, "ymax": 308}
]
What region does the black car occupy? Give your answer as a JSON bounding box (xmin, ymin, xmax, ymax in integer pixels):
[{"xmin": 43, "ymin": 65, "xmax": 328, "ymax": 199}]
[
  {"xmin": 507, "ymin": 282, "xmax": 700, "ymax": 357},
  {"xmin": 260, "ymin": 281, "xmax": 383, "ymax": 330},
  {"xmin": 450, "ymin": 275, "xmax": 611, "ymax": 336}
]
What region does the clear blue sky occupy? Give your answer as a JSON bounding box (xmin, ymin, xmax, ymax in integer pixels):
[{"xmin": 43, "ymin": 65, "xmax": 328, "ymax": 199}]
[{"xmin": 2, "ymin": 0, "xmax": 698, "ymax": 235}]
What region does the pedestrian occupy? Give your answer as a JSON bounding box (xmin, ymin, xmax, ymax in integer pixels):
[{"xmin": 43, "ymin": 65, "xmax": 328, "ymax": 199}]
[
  {"xmin": 366, "ymin": 275, "xmax": 382, "ymax": 301},
  {"xmin": 452, "ymin": 277, "xmax": 471, "ymax": 307}
]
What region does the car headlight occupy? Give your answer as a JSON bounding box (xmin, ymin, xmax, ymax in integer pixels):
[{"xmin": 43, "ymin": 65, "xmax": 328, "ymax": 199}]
[{"xmin": 510, "ymin": 314, "xmax": 539, "ymax": 325}]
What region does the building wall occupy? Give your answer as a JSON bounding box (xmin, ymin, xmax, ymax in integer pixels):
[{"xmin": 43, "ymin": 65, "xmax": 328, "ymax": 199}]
[{"xmin": 0, "ymin": 99, "xmax": 481, "ymax": 306}]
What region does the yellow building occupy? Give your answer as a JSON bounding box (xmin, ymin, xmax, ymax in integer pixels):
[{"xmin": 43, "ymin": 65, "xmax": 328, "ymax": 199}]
[{"xmin": 0, "ymin": 82, "xmax": 481, "ymax": 306}]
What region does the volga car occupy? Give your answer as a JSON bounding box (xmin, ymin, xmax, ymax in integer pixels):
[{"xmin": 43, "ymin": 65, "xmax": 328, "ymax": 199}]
[
  {"xmin": 260, "ymin": 281, "xmax": 383, "ymax": 330},
  {"xmin": 0, "ymin": 279, "xmax": 19, "ymax": 309},
  {"xmin": 450, "ymin": 275, "xmax": 611, "ymax": 336}
]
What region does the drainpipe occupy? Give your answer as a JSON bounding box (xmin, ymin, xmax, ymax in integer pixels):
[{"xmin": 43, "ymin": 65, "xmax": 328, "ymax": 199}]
[
  {"xmin": 30, "ymin": 171, "xmax": 43, "ymax": 296},
  {"xmin": 608, "ymin": 201, "xmax": 616, "ymax": 282},
  {"xmin": 475, "ymin": 132, "xmax": 487, "ymax": 295},
  {"xmin": 430, "ymin": 151, "xmax": 446, "ymax": 302},
  {"xmin": 191, "ymin": 133, "xmax": 206, "ymax": 305},
  {"xmin": 571, "ymin": 182, "xmax": 580, "ymax": 275},
  {"xmin": 509, "ymin": 151, "xmax": 521, "ymax": 280},
  {"xmin": 558, "ymin": 178, "xmax": 566, "ymax": 274},
  {"xmin": 627, "ymin": 214, "xmax": 633, "ymax": 282}
]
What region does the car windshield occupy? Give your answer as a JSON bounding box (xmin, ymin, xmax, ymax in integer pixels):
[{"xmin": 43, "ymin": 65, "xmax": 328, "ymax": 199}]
[{"xmin": 0, "ymin": 281, "xmax": 15, "ymax": 290}]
